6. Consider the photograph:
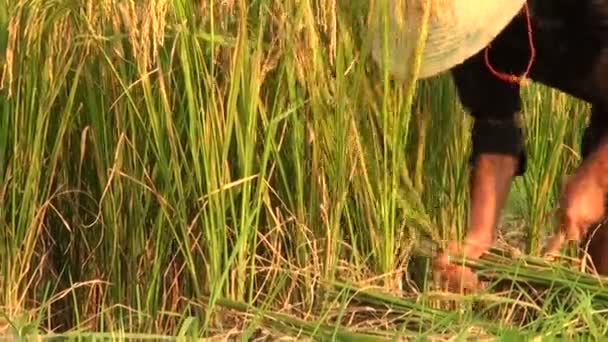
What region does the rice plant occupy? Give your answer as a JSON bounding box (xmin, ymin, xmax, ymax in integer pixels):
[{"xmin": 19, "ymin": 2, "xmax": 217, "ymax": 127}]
[{"xmin": 0, "ymin": 0, "xmax": 605, "ymax": 340}]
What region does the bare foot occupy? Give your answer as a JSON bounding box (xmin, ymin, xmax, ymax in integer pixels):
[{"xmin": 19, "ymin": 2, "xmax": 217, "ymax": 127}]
[
  {"xmin": 433, "ymin": 239, "xmax": 491, "ymax": 293},
  {"xmin": 432, "ymin": 154, "xmax": 517, "ymax": 293}
]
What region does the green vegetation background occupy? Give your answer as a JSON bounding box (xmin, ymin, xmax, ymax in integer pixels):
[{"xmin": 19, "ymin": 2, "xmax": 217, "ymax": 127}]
[{"xmin": 1, "ymin": 0, "xmax": 604, "ymax": 340}]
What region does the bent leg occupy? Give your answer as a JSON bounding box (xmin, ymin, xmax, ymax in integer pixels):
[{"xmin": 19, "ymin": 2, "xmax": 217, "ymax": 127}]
[
  {"xmin": 579, "ymin": 107, "xmax": 608, "ymax": 275},
  {"xmin": 545, "ymin": 105, "xmax": 608, "ymax": 271},
  {"xmin": 434, "ymin": 53, "xmax": 526, "ymax": 292}
]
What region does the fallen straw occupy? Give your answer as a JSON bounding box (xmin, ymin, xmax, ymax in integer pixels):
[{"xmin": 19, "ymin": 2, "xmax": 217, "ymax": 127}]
[{"xmin": 412, "ymin": 237, "xmax": 608, "ymax": 300}]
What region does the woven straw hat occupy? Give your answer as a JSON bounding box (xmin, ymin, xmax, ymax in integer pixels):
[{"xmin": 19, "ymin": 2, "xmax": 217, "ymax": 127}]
[{"xmin": 371, "ymin": 0, "xmax": 526, "ymax": 80}]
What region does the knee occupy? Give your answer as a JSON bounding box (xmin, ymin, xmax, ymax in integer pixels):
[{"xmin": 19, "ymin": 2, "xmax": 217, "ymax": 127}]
[
  {"xmin": 450, "ymin": 54, "xmax": 527, "ymax": 176},
  {"xmin": 470, "ymin": 112, "xmax": 528, "ymax": 176}
]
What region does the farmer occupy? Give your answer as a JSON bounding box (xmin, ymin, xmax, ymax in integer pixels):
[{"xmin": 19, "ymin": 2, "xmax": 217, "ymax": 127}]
[{"xmin": 372, "ymin": 0, "xmax": 608, "ymax": 292}]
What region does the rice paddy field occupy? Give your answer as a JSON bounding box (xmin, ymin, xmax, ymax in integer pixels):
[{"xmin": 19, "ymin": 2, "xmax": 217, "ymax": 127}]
[{"xmin": 2, "ymin": 0, "xmax": 608, "ymax": 340}]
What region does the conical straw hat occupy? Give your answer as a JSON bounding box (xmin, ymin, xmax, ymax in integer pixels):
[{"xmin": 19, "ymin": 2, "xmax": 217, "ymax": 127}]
[{"xmin": 371, "ymin": 0, "xmax": 526, "ymax": 80}]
